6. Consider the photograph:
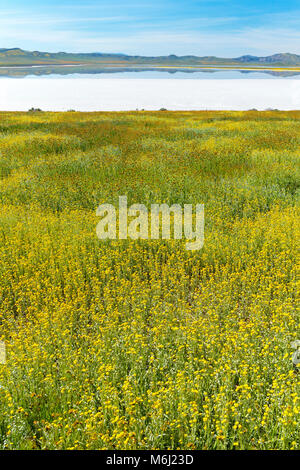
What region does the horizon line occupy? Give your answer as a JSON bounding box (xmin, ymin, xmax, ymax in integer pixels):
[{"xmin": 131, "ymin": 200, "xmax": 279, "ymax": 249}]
[{"xmin": 0, "ymin": 47, "xmax": 299, "ymax": 58}]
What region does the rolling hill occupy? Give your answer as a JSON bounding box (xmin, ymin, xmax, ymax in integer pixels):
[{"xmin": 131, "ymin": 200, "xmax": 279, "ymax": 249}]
[{"xmin": 0, "ymin": 48, "xmax": 300, "ymax": 66}]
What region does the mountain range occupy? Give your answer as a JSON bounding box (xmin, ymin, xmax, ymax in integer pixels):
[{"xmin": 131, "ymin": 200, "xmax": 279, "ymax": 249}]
[{"xmin": 0, "ymin": 48, "xmax": 300, "ymax": 66}]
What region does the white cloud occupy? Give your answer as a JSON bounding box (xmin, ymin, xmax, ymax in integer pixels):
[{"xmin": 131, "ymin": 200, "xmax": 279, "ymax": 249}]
[
  {"xmin": 0, "ymin": 7, "xmax": 299, "ymax": 56},
  {"xmin": 0, "ymin": 15, "xmax": 138, "ymax": 26},
  {"xmin": 54, "ymin": 29, "xmax": 300, "ymax": 56}
]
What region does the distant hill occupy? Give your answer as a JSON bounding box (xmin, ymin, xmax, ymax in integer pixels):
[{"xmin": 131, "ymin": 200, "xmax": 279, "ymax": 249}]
[
  {"xmin": 235, "ymin": 53, "xmax": 300, "ymax": 65},
  {"xmin": 0, "ymin": 48, "xmax": 299, "ymax": 66}
]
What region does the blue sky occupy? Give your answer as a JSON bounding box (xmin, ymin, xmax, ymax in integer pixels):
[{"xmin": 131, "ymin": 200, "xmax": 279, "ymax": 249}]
[{"xmin": 1, "ymin": 0, "xmax": 300, "ymax": 56}]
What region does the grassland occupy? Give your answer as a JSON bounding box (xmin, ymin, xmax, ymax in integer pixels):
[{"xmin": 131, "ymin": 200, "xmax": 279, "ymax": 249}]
[{"xmin": 0, "ymin": 110, "xmax": 299, "ymax": 450}]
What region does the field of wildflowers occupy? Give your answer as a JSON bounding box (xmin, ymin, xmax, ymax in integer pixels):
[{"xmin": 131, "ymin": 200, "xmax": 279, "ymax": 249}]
[{"xmin": 0, "ymin": 110, "xmax": 299, "ymax": 450}]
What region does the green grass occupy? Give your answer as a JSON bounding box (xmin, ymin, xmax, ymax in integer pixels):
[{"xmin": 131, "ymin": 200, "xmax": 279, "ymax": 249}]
[{"xmin": 0, "ymin": 110, "xmax": 299, "ymax": 450}]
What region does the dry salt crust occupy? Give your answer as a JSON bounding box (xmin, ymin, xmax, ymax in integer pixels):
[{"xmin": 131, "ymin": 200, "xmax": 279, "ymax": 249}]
[{"xmin": 0, "ymin": 79, "xmax": 299, "ymax": 111}]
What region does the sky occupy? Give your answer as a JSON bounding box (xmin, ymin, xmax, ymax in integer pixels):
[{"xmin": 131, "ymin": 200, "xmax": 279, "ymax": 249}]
[{"xmin": 1, "ymin": 0, "xmax": 300, "ymax": 56}]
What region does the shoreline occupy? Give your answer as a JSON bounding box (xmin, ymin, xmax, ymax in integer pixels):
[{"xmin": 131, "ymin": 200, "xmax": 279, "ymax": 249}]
[{"xmin": 1, "ymin": 63, "xmax": 300, "ymax": 72}]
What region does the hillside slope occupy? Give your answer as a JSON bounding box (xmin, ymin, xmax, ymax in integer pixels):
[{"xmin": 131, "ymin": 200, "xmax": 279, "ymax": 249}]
[{"xmin": 0, "ymin": 48, "xmax": 300, "ymax": 66}]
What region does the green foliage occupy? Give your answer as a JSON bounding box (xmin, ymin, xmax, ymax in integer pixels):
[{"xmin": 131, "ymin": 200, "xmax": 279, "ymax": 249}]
[{"xmin": 0, "ymin": 110, "xmax": 299, "ymax": 450}]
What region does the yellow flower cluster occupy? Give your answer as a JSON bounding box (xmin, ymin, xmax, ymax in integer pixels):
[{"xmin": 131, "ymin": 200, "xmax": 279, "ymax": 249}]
[{"xmin": 0, "ymin": 110, "xmax": 299, "ymax": 449}]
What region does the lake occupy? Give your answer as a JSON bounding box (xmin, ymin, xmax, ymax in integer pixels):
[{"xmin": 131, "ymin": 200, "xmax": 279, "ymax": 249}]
[
  {"xmin": 1, "ymin": 65, "xmax": 300, "ymax": 79},
  {"xmin": 0, "ymin": 67, "xmax": 299, "ymax": 111}
]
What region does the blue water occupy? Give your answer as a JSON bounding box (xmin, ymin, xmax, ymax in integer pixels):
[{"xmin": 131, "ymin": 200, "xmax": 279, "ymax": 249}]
[{"xmin": 1, "ymin": 66, "xmax": 299, "ymax": 79}]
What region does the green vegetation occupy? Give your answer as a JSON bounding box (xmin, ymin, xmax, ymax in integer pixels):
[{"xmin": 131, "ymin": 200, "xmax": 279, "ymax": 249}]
[{"xmin": 0, "ymin": 111, "xmax": 299, "ymax": 450}]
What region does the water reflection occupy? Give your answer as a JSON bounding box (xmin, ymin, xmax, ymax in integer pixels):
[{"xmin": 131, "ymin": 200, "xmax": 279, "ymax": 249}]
[{"xmin": 0, "ymin": 65, "xmax": 299, "ymax": 79}]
